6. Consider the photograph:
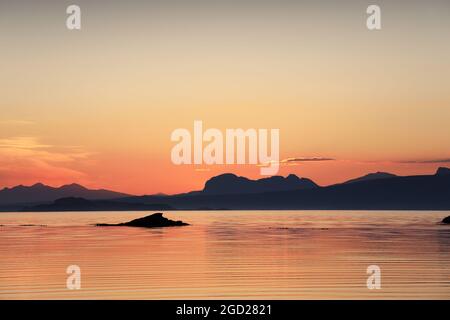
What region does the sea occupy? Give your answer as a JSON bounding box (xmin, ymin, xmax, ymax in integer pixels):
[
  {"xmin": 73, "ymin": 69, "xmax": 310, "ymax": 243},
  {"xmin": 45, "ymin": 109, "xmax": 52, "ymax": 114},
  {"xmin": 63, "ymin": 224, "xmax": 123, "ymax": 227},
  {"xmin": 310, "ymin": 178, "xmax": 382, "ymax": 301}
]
[{"xmin": 0, "ymin": 210, "xmax": 449, "ymax": 299}]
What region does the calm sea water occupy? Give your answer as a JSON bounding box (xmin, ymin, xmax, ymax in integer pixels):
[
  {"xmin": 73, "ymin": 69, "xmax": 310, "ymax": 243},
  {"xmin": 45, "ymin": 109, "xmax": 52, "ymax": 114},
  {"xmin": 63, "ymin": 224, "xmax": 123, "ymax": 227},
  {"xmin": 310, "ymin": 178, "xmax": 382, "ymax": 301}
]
[{"xmin": 0, "ymin": 210, "xmax": 449, "ymax": 299}]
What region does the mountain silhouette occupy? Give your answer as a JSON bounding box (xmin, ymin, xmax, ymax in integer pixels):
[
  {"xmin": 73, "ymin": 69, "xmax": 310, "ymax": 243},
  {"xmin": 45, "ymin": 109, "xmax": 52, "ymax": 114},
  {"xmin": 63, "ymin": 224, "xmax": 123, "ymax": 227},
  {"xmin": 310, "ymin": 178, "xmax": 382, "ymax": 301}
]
[
  {"xmin": 108, "ymin": 167, "xmax": 450, "ymax": 211},
  {"xmin": 202, "ymin": 173, "xmax": 317, "ymax": 194},
  {"xmin": 343, "ymin": 172, "xmax": 397, "ymax": 184},
  {"xmin": 0, "ymin": 183, "xmax": 130, "ymax": 206},
  {"xmin": 8, "ymin": 167, "xmax": 450, "ymax": 211}
]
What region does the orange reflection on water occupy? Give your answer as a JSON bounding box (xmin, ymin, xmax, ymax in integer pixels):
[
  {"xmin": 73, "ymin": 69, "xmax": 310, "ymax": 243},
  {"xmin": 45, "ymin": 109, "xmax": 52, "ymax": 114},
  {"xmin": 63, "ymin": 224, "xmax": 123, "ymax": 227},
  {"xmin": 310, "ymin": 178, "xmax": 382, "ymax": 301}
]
[{"xmin": 0, "ymin": 211, "xmax": 449, "ymax": 299}]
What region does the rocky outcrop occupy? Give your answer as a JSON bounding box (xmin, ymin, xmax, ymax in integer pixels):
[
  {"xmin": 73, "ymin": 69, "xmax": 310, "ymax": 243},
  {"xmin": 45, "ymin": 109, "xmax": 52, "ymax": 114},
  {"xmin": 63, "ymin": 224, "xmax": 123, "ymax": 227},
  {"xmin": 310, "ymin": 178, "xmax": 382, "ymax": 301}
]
[
  {"xmin": 441, "ymin": 216, "xmax": 450, "ymax": 224},
  {"xmin": 436, "ymin": 167, "xmax": 450, "ymax": 176},
  {"xmin": 96, "ymin": 212, "xmax": 189, "ymax": 228}
]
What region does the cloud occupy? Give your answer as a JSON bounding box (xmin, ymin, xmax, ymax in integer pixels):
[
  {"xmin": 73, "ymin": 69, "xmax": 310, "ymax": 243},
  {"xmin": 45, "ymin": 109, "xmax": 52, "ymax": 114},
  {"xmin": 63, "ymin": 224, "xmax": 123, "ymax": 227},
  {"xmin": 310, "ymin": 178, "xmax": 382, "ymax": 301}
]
[
  {"xmin": 0, "ymin": 136, "xmax": 51, "ymax": 149},
  {"xmin": 282, "ymin": 157, "xmax": 336, "ymax": 163},
  {"xmin": 398, "ymin": 158, "xmax": 450, "ymax": 164},
  {"xmin": 0, "ymin": 136, "xmax": 92, "ymax": 162},
  {"xmin": 257, "ymin": 156, "xmax": 335, "ymax": 167},
  {"xmin": 0, "ymin": 136, "xmax": 92, "ymax": 186}
]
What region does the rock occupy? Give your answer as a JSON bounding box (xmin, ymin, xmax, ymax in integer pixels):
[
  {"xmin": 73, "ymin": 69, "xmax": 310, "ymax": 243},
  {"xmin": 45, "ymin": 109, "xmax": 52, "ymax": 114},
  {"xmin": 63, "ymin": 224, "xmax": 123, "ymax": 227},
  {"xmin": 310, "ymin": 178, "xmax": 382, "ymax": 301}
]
[
  {"xmin": 436, "ymin": 167, "xmax": 450, "ymax": 176},
  {"xmin": 96, "ymin": 212, "xmax": 189, "ymax": 228},
  {"xmin": 442, "ymin": 216, "xmax": 450, "ymax": 224}
]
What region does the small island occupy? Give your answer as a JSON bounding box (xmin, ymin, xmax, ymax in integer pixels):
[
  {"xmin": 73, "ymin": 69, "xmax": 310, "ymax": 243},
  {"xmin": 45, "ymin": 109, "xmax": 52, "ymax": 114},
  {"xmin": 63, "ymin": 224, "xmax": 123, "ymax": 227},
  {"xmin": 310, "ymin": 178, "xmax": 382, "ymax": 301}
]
[
  {"xmin": 96, "ymin": 212, "xmax": 189, "ymax": 228},
  {"xmin": 442, "ymin": 216, "xmax": 450, "ymax": 224}
]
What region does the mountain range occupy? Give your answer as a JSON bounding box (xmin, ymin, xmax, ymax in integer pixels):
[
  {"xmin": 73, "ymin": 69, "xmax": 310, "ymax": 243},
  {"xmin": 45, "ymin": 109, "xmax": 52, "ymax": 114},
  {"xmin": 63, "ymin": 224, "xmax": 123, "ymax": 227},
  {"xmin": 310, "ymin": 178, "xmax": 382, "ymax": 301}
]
[
  {"xmin": 1, "ymin": 167, "xmax": 450, "ymax": 211},
  {"xmin": 0, "ymin": 183, "xmax": 129, "ymax": 206}
]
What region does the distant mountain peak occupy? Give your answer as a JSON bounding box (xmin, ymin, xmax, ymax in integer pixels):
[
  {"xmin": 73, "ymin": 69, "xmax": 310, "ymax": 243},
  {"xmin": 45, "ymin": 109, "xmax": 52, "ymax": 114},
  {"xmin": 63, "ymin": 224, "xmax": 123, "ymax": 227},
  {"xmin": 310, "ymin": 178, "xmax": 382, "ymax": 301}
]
[
  {"xmin": 202, "ymin": 173, "xmax": 317, "ymax": 195},
  {"xmin": 31, "ymin": 182, "xmax": 45, "ymax": 188},
  {"xmin": 60, "ymin": 183, "xmax": 87, "ymax": 190},
  {"xmin": 344, "ymin": 172, "xmax": 397, "ymax": 185},
  {"xmin": 436, "ymin": 167, "xmax": 450, "ymax": 176},
  {"xmin": 67, "ymin": 183, "xmax": 84, "ymax": 187}
]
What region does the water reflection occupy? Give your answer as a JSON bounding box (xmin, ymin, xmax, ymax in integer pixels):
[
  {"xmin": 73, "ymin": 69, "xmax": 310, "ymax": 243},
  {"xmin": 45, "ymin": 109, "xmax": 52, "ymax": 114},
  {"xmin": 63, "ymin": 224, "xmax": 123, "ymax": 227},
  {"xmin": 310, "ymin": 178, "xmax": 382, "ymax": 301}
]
[{"xmin": 0, "ymin": 211, "xmax": 449, "ymax": 299}]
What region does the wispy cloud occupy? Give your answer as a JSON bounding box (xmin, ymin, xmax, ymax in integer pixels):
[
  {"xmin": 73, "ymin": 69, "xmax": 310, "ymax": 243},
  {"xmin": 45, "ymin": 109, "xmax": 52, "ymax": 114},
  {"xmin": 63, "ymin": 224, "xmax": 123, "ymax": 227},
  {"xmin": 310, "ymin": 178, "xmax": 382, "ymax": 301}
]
[
  {"xmin": 0, "ymin": 136, "xmax": 92, "ymax": 187},
  {"xmin": 282, "ymin": 157, "xmax": 335, "ymax": 163},
  {"xmin": 0, "ymin": 136, "xmax": 51, "ymax": 149},
  {"xmin": 0, "ymin": 136, "xmax": 92, "ymax": 162},
  {"xmin": 257, "ymin": 156, "xmax": 450, "ymax": 167},
  {"xmin": 257, "ymin": 156, "xmax": 335, "ymax": 167},
  {"xmin": 398, "ymin": 158, "xmax": 450, "ymax": 164}
]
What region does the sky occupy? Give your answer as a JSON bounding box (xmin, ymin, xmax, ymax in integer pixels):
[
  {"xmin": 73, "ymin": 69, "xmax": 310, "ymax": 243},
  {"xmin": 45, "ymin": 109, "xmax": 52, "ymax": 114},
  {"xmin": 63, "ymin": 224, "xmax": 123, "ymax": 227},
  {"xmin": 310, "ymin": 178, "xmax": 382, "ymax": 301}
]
[{"xmin": 0, "ymin": 0, "xmax": 450, "ymax": 195}]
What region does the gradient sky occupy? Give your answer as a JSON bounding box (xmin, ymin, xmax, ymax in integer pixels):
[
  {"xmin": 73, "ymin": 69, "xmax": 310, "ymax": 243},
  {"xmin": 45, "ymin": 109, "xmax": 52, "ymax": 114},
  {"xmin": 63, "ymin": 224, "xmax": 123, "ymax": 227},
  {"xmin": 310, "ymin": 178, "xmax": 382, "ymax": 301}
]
[{"xmin": 1, "ymin": 0, "xmax": 450, "ymax": 194}]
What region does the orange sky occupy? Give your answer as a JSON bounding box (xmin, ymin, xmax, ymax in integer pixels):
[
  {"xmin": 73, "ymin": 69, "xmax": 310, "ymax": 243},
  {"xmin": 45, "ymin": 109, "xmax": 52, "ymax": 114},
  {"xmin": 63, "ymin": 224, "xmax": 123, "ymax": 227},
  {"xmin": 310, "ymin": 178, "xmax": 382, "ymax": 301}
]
[{"xmin": 1, "ymin": 1, "xmax": 449, "ymax": 195}]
